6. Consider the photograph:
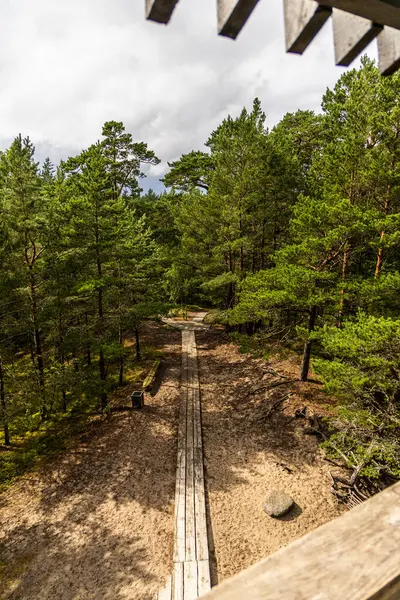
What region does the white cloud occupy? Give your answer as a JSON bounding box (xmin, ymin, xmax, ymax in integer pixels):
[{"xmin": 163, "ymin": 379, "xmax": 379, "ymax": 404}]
[{"xmin": 0, "ymin": 0, "xmax": 378, "ymax": 188}]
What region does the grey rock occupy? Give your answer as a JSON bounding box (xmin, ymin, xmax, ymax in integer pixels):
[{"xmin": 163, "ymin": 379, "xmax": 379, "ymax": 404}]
[{"xmin": 263, "ymin": 489, "xmax": 294, "ymax": 518}]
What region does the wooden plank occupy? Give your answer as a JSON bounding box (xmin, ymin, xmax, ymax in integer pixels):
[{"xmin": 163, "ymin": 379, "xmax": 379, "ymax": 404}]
[
  {"xmin": 173, "ymin": 562, "xmax": 184, "ymax": 600},
  {"xmin": 158, "ymin": 576, "xmax": 172, "ymax": 600},
  {"xmin": 194, "ymin": 447, "xmax": 209, "ymax": 562},
  {"xmin": 179, "ymin": 331, "xmax": 189, "ymax": 450},
  {"xmin": 183, "ymin": 561, "xmax": 198, "ymax": 600},
  {"xmin": 217, "ymin": 0, "xmax": 260, "ymax": 39},
  {"xmin": 174, "ymin": 328, "xmax": 210, "ymax": 598},
  {"xmin": 200, "ymin": 482, "xmax": 400, "ymax": 600},
  {"xmin": 185, "ymin": 425, "xmax": 196, "ymax": 562},
  {"xmin": 177, "ymin": 393, "xmax": 187, "ymax": 451},
  {"xmin": 283, "ymin": 0, "xmax": 332, "ymax": 54},
  {"xmin": 315, "ymin": 0, "xmax": 400, "ymax": 30},
  {"xmin": 173, "ymin": 449, "xmax": 187, "ymax": 563},
  {"xmin": 332, "ymin": 10, "xmax": 382, "ymax": 66},
  {"xmin": 197, "ymin": 560, "xmax": 211, "ymax": 597},
  {"xmin": 193, "ymin": 387, "xmax": 203, "ymax": 450},
  {"xmin": 146, "ymin": 0, "xmax": 180, "ymax": 24},
  {"xmin": 143, "ymin": 359, "xmax": 161, "ymax": 390},
  {"xmin": 378, "ymin": 26, "xmax": 400, "ymax": 75},
  {"xmin": 185, "ymin": 333, "xmax": 196, "ymax": 562},
  {"xmin": 186, "ymin": 387, "xmax": 194, "ymax": 452}
]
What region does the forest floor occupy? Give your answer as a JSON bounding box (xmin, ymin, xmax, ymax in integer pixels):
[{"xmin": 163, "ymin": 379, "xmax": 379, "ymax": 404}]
[
  {"xmin": 0, "ymin": 317, "xmax": 346, "ymax": 599},
  {"xmin": 196, "ymin": 328, "xmax": 345, "ymax": 585},
  {"xmin": 0, "ymin": 324, "xmax": 181, "ymax": 600}
]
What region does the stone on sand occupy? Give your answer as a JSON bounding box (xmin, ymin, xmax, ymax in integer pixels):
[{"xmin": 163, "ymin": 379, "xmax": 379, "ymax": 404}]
[{"xmin": 263, "ymin": 489, "xmax": 294, "ymax": 518}]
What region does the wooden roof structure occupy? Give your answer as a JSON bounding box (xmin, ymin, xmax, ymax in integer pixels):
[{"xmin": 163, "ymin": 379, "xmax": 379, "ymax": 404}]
[{"xmin": 145, "ymin": 0, "xmax": 400, "ymax": 75}]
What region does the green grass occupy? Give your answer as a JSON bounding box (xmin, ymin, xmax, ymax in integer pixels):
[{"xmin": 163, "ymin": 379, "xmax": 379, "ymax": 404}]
[
  {"xmin": 0, "ymin": 344, "xmax": 154, "ymax": 491},
  {"xmin": 0, "ymin": 408, "xmax": 95, "ymax": 491},
  {"xmin": 229, "ymin": 332, "xmax": 272, "ymax": 360}
]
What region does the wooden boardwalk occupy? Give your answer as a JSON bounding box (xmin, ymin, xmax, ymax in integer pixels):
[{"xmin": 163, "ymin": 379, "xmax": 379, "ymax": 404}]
[{"xmin": 158, "ymin": 329, "xmax": 211, "ymax": 600}]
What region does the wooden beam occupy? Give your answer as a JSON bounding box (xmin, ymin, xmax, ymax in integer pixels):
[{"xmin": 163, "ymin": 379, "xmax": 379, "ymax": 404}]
[
  {"xmin": 173, "ymin": 562, "xmax": 184, "ymax": 600},
  {"xmin": 146, "ymin": 0, "xmax": 180, "ymax": 24},
  {"xmin": 217, "ymin": 0, "xmax": 260, "ymax": 39},
  {"xmin": 315, "ymin": 0, "xmax": 400, "ymax": 30},
  {"xmin": 332, "ymin": 10, "xmax": 383, "ymax": 66},
  {"xmin": 200, "ymin": 482, "xmax": 400, "ymax": 600},
  {"xmin": 158, "ymin": 576, "xmax": 172, "ymax": 600},
  {"xmin": 284, "ymin": 0, "xmax": 332, "ymax": 54},
  {"xmin": 378, "ymin": 26, "xmax": 400, "ymax": 75}
]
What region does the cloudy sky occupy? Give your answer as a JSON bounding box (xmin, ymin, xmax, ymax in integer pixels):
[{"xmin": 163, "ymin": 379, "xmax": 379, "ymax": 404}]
[{"xmin": 0, "ymin": 0, "xmax": 377, "ymax": 191}]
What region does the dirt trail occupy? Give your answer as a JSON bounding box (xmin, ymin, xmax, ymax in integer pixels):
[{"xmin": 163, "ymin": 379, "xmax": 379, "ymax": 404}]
[
  {"xmin": 0, "ymin": 325, "xmax": 181, "ymax": 600},
  {"xmin": 196, "ymin": 329, "xmax": 344, "ymax": 584}
]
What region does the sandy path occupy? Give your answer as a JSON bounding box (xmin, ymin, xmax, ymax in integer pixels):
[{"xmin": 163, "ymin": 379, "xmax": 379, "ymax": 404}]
[
  {"xmin": 0, "ymin": 325, "xmax": 181, "ymax": 600},
  {"xmin": 196, "ymin": 329, "xmax": 344, "ymax": 585}
]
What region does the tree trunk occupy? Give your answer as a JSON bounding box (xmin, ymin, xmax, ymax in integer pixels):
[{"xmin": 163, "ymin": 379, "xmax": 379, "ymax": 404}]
[
  {"xmin": 58, "ymin": 306, "xmax": 68, "ymax": 412},
  {"xmin": 300, "ymin": 306, "xmax": 317, "ymax": 382},
  {"xmin": 118, "ymin": 324, "xmax": 124, "ymax": 386},
  {"xmin": 0, "ymin": 358, "xmax": 10, "ymax": 446},
  {"xmin": 98, "ymin": 288, "xmax": 107, "ymax": 411},
  {"xmin": 226, "ymin": 251, "xmax": 235, "ymax": 308},
  {"xmin": 95, "ymin": 218, "xmax": 107, "ymax": 410},
  {"xmin": 337, "ymin": 244, "xmax": 350, "ymax": 328},
  {"xmin": 62, "ymin": 390, "xmax": 67, "ymax": 413},
  {"xmin": 85, "ymin": 312, "xmax": 91, "ymax": 366},
  {"xmin": 135, "ymin": 327, "xmax": 141, "ymax": 361},
  {"xmin": 29, "ymin": 267, "xmax": 46, "ymax": 419},
  {"xmin": 375, "ymin": 186, "xmax": 391, "ymax": 279},
  {"xmin": 99, "ymin": 346, "xmax": 107, "ymax": 410},
  {"xmin": 260, "ymin": 217, "xmax": 266, "ymax": 271}
]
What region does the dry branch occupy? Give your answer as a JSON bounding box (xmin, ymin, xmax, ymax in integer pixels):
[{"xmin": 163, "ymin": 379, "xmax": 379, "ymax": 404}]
[
  {"xmin": 265, "ymin": 393, "xmax": 293, "ymax": 417},
  {"xmin": 245, "ymin": 379, "xmax": 296, "ymax": 398}
]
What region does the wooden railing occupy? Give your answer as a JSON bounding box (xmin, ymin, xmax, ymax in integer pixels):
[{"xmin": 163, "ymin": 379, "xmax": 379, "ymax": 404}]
[
  {"xmin": 145, "ymin": 0, "xmax": 400, "ymax": 75},
  {"xmin": 201, "ymin": 481, "xmax": 400, "ymax": 600}
]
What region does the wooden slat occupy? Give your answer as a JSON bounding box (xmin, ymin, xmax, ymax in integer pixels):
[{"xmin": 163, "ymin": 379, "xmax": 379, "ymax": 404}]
[
  {"xmin": 158, "ymin": 576, "xmax": 172, "ymax": 600},
  {"xmin": 179, "ymin": 330, "xmax": 189, "ymax": 450},
  {"xmin": 217, "ymin": 0, "xmax": 260, "ymax": 39},
  {"xmin": 173, "ymin": 562, "xmax": 184, "ymax": 600},
  {"xmin": 185, "ymin": 421, "xmax": 196, "ymax": 561},
  {"xmin": 332, "ymin": 9, "xmax": 382, "ymax": 66},
  {"xmin": 143, "ymin": 359, "xmax": 161, "ymax": 390},
  {"xmin": 177, "ymin": 393, "xmax": 187, "ymax": 450},
  {"xmin": 146, "ymin": 0, "xmax": 180, "ymax": 24},
  {"xmin": 173, "ymin": 449, "xmax": 186, "ymax": 563},
  {"xmin": 194, "ymin": 448, "xmax": 209, "ymax": 562},
  {"xmin": 378, "ymin": 26, "xmax": 400, "ymax": 75},
  {"xmin": 183, "ymin": 561, "xmax": 198, "ymax": 600},
  {"xmin": 284, "ymin": 0, "xmax": 332, "ymax": 54},
  {"xmin": 197, "ymin": 560, "xmax": 211, "ymax": 597},
  {"xmin": 200, "ymin": 482, "xmax": 400, "ymax": 600},
  {"xmin": 193, "ymin": 387, "xmax": 203, "ymax": 450},
  {"xmin": 171, "ymin": 328, "xmax": 211, "ymax": 598},
  {"xmin": 315, "ymin": 0, "xmax": 400, "ymax": 30}
]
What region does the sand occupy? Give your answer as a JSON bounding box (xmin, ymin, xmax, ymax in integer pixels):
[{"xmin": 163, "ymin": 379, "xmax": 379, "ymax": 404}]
[
  {"xmin": 0, "ymin": 326, "xmax": 181, "ymax": 600},
  {"xmin": 0, "ymin": 321, "xmax": 345, "ymax": 599},
  {"xmin": 196, "ymin": 329, "xmax": 345, "ymax": 585}
]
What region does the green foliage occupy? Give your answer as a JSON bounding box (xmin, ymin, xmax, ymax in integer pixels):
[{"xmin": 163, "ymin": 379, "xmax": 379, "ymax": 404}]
[
  {"xmin": 0, "ymin": 121, "xmax": 164, "ymax": 483},
  {"xmin": 162, "ymin": 150, "xmax": 214, "ymax": 192},
  {"xmin": 315, "ymin": 313, "xmax": 400, "ymax": 478},
  {"xmin": 229, "ymin": 332, "xmax": 271, "ymax": 360},
  {"xmin": 1, "ymin": 59, "xmax": 400, "ymax": 487}
]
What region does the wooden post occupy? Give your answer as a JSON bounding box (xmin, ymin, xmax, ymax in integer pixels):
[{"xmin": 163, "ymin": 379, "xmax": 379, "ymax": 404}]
[
  {"xmin": 283, "ymin": 0, "xmax": 332, "ymax": 54},
  {"xmin": 217, "ymin": 0, "xmax": 260, "ymax": 39},
  {"xmin": 332, "ymin": 10, "xmax": 382, "ymax": 66},
  {"xmin": 378, "ymin": 26, "xmax": 400, "ymax": 75},
  {"xmin": 314, "ymin": 0, "xmax": 400, "ymax": 30},
  {"xmin": 146, "ymin": 0, "xmax": 180, "ymax": 24}
]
